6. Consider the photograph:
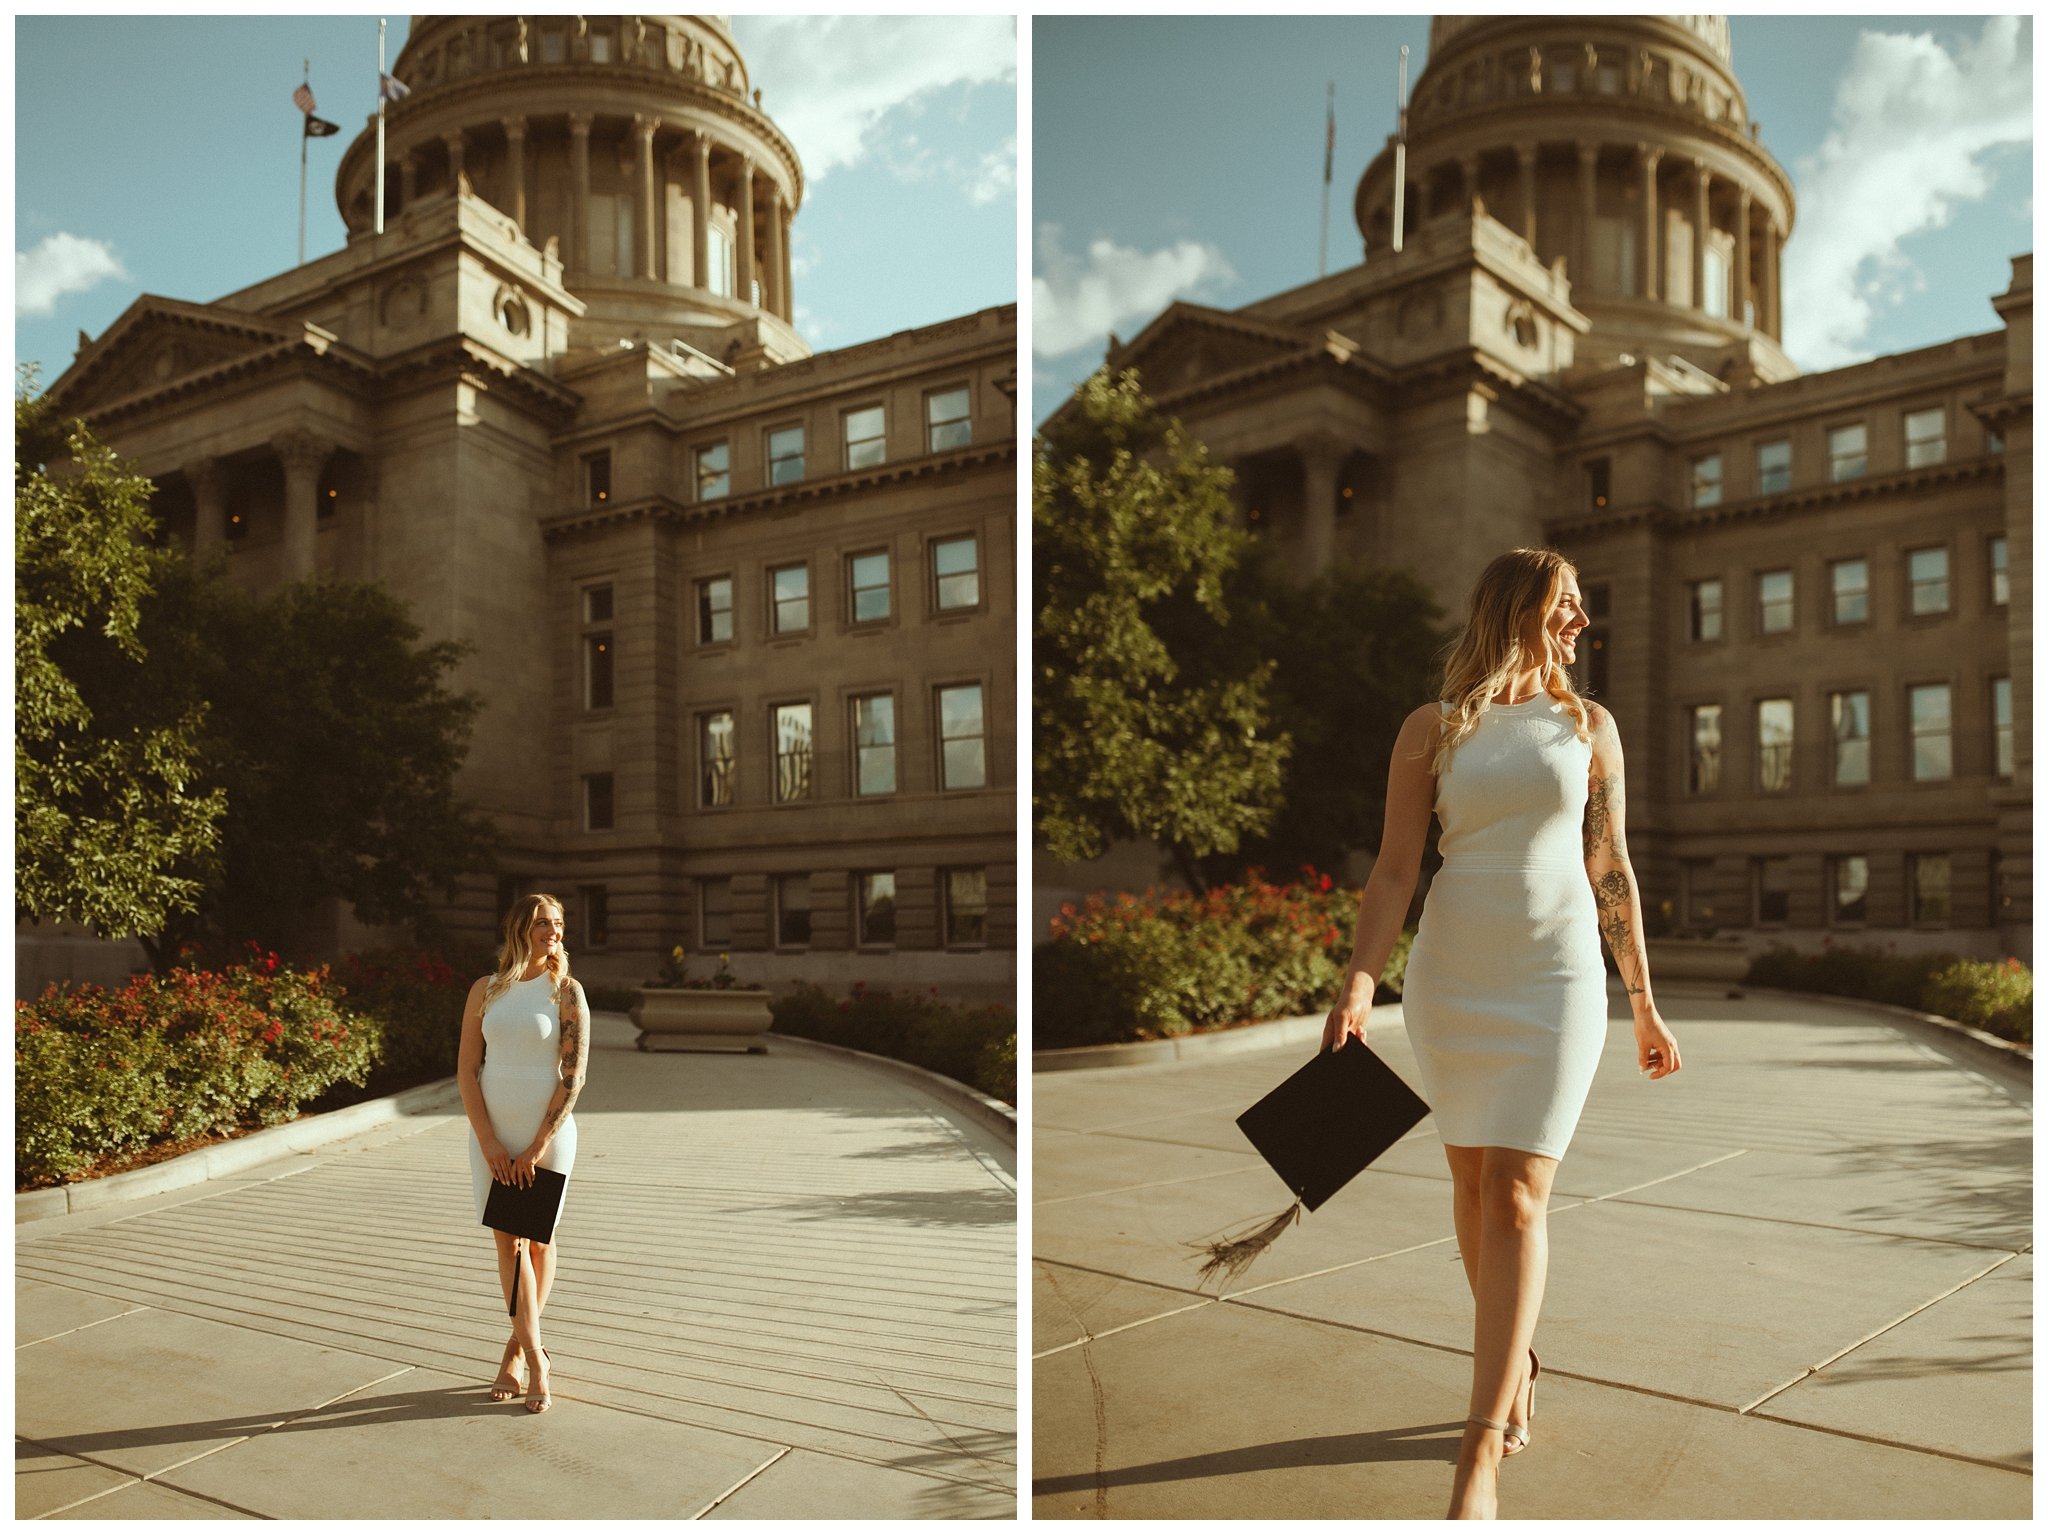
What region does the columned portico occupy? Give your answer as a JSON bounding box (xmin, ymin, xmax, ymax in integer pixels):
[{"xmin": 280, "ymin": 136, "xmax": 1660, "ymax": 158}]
[
  {"xmin": 1576, "ymin": 142, "xmax": 1599, "ymax": 292},
  {"xmin": 1735, "ymin": 187, "xmax": 1752, "ymax": 326},
  {"xmin": 1297, "ymin": 437, "xmax": 1345, "ymax": 582},
  {"xmin": 567, "ymin": 112, "xmax": 592, "ymax": 276},
  {"xmin": 1692, "ymin": 161, "xmax": 1712, "ymax": 315},
  {"xmin": 691, "ymin": 131, "xmax": 712, "ymax": 291},
  {"xmin": 632, "ymin": 114, "xmax": 658, "ymax": 280},
  {"xmin": 186, "ymin": 457, "xmax": 225, "ymax": 560},
  {"xmin": 1638, "ymin": 144, "xmax": 1662, "ymax": 301},
  {"xmin": 273, "ymin": 430, "xmax": 329, "ymax": 580},
  {"xmin": 737, "ymin": 156, "xmax": 757, "ymax": 305},
  {"xmin": 1517, "ymin": 144, "xmax": 1538, "ymax": 248},
  {"xmin": 500, "ymin": 115, "xmax": 526, "ymax": 230}
]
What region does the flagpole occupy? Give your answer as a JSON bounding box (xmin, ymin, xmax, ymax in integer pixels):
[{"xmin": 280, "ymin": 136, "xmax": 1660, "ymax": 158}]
[
  {"xmin": 1318, "ymin": 81, "xmax": 1333, "ymax": 278},
  {"xmin": 1391, "ymin": 46, "xmax": 1409, "ymax": 255},
  {"xmin": 375, "ymin": 18, "xmax": 387, "ymax": 235},
  {"xmin": 299, "ymin": 59, "xmax": 310, "ymax": 266}
]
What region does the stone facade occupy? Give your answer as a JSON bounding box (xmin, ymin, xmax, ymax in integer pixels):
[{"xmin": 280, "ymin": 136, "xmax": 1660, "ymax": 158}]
[
  {"xmin": 36, "ymin": 15, "xmax": 1018, "ymax": 1002},
  {"xmin": 1046, "ymin": 14, "xmax": 2030, "ymax": 963}
]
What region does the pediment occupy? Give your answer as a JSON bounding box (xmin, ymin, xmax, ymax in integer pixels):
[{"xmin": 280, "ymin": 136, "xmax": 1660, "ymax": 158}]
[
  {"xmin": 1114, "ymin": 303, "xmax": 1315, "ymax": 396},
  {"xmin": 47, "ymin": 297, "xmax": 310, "ymax": 419}
]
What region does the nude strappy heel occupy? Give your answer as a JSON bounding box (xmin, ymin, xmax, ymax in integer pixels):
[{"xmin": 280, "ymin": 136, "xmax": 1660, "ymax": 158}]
[
  {"xmin": 1503, "ymin": 1349, "xmax": 1540, "ymax": 1457},
  {"xmin": 524, "ymin": 1346, "xmax": 551, "ymax": 1413}
]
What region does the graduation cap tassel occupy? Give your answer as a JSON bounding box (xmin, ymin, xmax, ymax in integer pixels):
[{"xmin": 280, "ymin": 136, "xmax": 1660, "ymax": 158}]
[{"xmin": 1192, "ymin": 1199, "xmax": 1303, "ymax": 1288}]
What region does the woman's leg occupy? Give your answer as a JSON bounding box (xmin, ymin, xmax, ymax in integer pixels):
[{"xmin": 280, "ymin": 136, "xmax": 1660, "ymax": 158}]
[
  {"xmin": 488, "ymin": 1231, "xmax": 523, "ymax": 1397},
  {"xmin": 1444, "ymin": 1146, "xmax": 1535, "ymax": 1440},
  {"xmin": 529, "ymin": 1239, "xmax": 558, "ymax": 1315},
  {"xmin": 1448, "ymin": 1147, "xmax": 1559, "ymax": 1518}
]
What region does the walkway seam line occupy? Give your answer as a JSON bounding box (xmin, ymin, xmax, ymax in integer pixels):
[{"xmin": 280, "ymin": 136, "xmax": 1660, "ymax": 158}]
[
  {"xmin": 1736, "ymin": 1251, "xmax": 2024, "ymax": 1415},
  {"xmin": 15, "ymin": 1303, "xmax": 150, "ymax": 1351},
  {"xmin": 688, "ymin": 1445, "xmax": 791, "ymax": 1519}
]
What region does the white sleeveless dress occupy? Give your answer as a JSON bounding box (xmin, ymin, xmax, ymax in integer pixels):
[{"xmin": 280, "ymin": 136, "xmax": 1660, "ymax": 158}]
[
  {"xmin": 1401, "ymin": 698, "xmax": 1608, "ymax": 1158},
  {"xmin": 466, "ymin": 974, "xmax": 578, "ymax": 1225}
]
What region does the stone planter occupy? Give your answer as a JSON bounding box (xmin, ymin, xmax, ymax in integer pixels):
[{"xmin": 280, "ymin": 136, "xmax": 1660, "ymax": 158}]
[
  {"xmin": 1647, "ymin": 937, "xmax": 1751, "ymax": 985},
  {"xmin": 631, "ymin": 987, "xmax": 773, "ymax": 1053}
]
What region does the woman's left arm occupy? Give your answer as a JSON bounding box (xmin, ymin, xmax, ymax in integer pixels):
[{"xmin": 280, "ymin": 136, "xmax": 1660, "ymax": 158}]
[
  {"xmin": 1584, "ymin": 707, "xmax": 1682, "ymax": 1080},
  {"xmin": 513, "ymin": 980, "xmax": 592, "ymax": 1183}
]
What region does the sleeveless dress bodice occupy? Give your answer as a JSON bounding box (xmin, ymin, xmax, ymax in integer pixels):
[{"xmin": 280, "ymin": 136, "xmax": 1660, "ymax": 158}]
[{"xmin": 466, "ymin": 973, "xmax": 578, "ymax": 1226}]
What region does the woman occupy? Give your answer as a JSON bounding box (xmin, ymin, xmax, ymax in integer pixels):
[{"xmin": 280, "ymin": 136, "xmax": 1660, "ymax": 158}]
[
  {"xmin": 458, "ymin": 893, "xmax": 591, "ymax": 1414},
  {"xmin": 1322, "ymin": 548, "xmax": 1681, "ymax": 1519}
]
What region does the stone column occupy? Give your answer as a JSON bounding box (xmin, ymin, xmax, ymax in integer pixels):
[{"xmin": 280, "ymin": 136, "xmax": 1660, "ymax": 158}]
[
  {"xmin": 691, "ymin": 132, "xmax": 713, "ymax": 291},
  {"xmin": 736, "ymin": 155, "xmax": 757, "ymax": 306},
  {"xmin": 274, "ymin": 430, "xmax": 328, "ymax": 580},
  {"xmin": 1459, "ymin": 152, "xmax": 1481, "ymax": 214},
  {"xmin": 1692, "ymin": 161, "xmax": 1712, "ymax": 314},
  {"xmin": 399, "ymin": 151, "xmax": 418, "ymax": 205},
  {"xmin": 1517, "ymin": 144, "xmax": 1538, "ymax": 248},
  {"xmin": 567, "ymin": 112, "xmax": 592, "ymax": 275},
  {"xmin": 1735, "ymin": 187, "xmax": 1753, "ymax": 327},
  {"xmin": 501, "ymin": 115, "xmax": 527, "ymax": 230},
  {"xmin": 1764, "ymin": 217, "xmax": 1780, "ymax": 338},
  {"xmin": 777, "ymin": 199, "xmax": 793, "ymax": 321},
  {"xmin": 763, "ymin": 188, "xmax": 786, "ymax": 318},
  {"xmin": 441, "ymin": 129, "xmax": 465, "ymax": 187},
  {"xmin": 632, "ymin": 113, "xmax": 658, "ymax": 279},
  {"xmin": 1297, "ymin": 437, "xmax": 1344, "ymax": 583},
  {"xmin": 186, "ymin": 457, "xmax": 225, "ymax": 561},
  {"xmin": 1637, "ymin": 144, "xmax": 1661, "ymax": 301},
  {"xmin": 1576, "ymin": 141, "xmax": 1599, "ymax": 293}
]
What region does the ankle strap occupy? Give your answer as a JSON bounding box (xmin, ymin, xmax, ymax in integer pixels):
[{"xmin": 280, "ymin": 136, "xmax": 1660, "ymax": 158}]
[{"xmin": 1467, "ymin": 1414, "xmax": 1511, "ymax": 1433}]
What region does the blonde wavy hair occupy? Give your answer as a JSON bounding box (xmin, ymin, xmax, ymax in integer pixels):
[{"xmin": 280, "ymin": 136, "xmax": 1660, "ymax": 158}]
[
  {"xmin": 482, "ymin": 892, "xmax": 572, "ymax": 1008},
  {"xmin": 1429, "ymin": 548, "xmax": 1593, "ymax": 777}
]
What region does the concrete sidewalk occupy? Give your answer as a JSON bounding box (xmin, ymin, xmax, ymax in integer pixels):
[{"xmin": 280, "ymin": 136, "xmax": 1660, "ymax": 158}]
[
  {"xmin": 18, "ymin": 1013, "xmax": 1016, "ymax": 1520},
  {"xmin": 1032, "ymin": 984, "xmax": 2031, "ymax": 1519}
]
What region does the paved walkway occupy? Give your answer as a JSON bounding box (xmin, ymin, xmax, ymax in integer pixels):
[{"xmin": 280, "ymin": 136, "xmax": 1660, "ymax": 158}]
[
  {"xmin": 18, "ymin": 1014, "xmax": 1016, "ymax": 1520},
  {"xmin": 1032, "ymin": 984, "xmax": 2030, "ymax": 1519}
]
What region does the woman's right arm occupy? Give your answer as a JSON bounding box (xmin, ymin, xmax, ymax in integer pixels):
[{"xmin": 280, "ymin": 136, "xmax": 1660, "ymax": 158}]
[
  {"xmin": 457, "ymin": 978, "xmax": 513, "ymax": 1183},
  {"xmin": 1322, "ymin": 704, "xmax": 1442, "ymax": 1052}
]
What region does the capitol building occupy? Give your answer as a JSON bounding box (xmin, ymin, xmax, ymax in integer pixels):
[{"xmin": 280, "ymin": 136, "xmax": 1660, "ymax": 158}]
[
  {"xmin": 44, "ymin": 15, "xmax": 1018, "ymax": 999},
  {"xmin": 1076, "ymin": 15, "xmax": 2028, "ymax": 959}
]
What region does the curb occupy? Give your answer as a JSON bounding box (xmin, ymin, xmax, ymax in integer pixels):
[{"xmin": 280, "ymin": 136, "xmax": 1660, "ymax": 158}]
[
  {"xmin": 766, "ymin": 1032, "xmax": 1017, "ymax": 1146},
  {"xmin": 1741, "ymin": 984, "xmax": 2032, "ymax": 1080},
  {"xmin": 16, "ymin": 1077, "xmax": 464, "ymax": 1224},
  {"xmin": 1034, "ymin": 1008, "xmax": 1409, "ymax": 1072}
]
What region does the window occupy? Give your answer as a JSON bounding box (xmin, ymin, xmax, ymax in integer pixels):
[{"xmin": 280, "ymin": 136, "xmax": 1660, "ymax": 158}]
[
  {"xmin": 1830, "ymin": 856, "xmax": 1868, "ymax": 925},
  {"xmin": 583, "ymin": 451, "xmax": 611, "ymax": 506},
  {"xmin": 1755, "ymin": 858, "xmax": 1791, "ymax": 925},
  {"xmin": 698, "ymin": 877, "xmax": 733, "ymax": 948},
  {"xmin": 1680, "ymin": 859, "xmax": 1716, "ymax": 928},
  {"xmin": 1908, "ymin": 683, "xmax": 1951, "ymax": 782},
  {"xmin": 583, "ymin": 772, "xmax": 614, "ymax": 832},
  {"xmin": 1911, "ymin": 853, "xmax": 1952, "ymax": 926},
  {"xmin": 1586, "ymin": 457, "xmax": 1611, "ymax": 511},
  {"xmin": 849, "ymin": 551, "xmax": 891, "ymax": 623},
  {"xmin": 700, "ymin": 711, "xmax": 735, "ymax": 807},
  {"xmin": 775, "ymin": 874, "xmax": 811, "ymax": 947},
  {"xmin": 944, "ymin": 867, "xmax": 989, "ymax": 947},
  {"xmin": 1904, "ymin": 406, "xmax": 1946, "ymax": 468},
  {"xmin": 844, "ymin": 405, "xmax": 886, "ymax": 469},
  {"xmin": 1829, "ymin": 558, "xmax": 1868, "ymax": 625},
  {"xmin": 1829, "ymin": 691, "xmax": 1870, "ymax": 787},
  {"xmin": 1688, "ymin": 704, "xmax": 1722, "ymax": 794},
  {"xmin": 1757, "ymin": 698, "xmax": 1794, "ymax": 793},
  {"xmin": 938, "ymin": 683, "xmax": 987, "ymax": 790},
  {"xmin": 774, "ymin": 702, "xmax": 813, "ymax": 801},
  {"xmin": 706, "ymin": 226, "xmax": 734, "ymax": 298},
  {"xmin": 851, "ymin": 694, "xmax": 896, "ymax": 796},
  {"xmin": 1756, "ymin": 439, "xmax": 1791, "ymax": 495},
  {"xmin": 1989, "ymin": 536, "xmax": 2009, "ymax": 606},
  {"xmin": 927, "ymin": 386, "xmax": 972, "ymax": 452},
  {"xmin": 696, "ymin": 440, "xmax": 729, "ymax": 500},
  {"xmin": 1827, "ymin": 423, "xmax": 1866, "ymax": 482},
  {"xmin": 1689, "ymin": 578, "xmax": 1723, "ymax": 641},
  {"xmin": 770, "ymin": 563, "xmax": 809, "ymax": 634},
  {"xmin": 1907, "ymin": 547, "xmax": 1949, "ymax": 616},
  {"xmin": 540, "ymin": 28, "xmax": 565, "ymax": 64},
  {"xmin": 697, "ymin": 575, "xmax": 733, "ymax": 644},
  {"xmin": 1757, "ymin": 569, "xmax": 1793, "ymax": 634},
  {"xmin": 587, "ymin": 28, "xmax": 612, "ymax": 64},
  {"xmin": 582, "ymin": 583, "xmax": 613, "ymax": 710},
  {"xmin": 933, "ymin": 536, "xmax": 981, "ymax": 611},
  {"xmin": 1702, "ymin": 243, "xmax": 1730, "ymax": 319},
  {"xmin": 1992, "ymin": 676, "xmax": 2013, "ymax": 780},
  {"xmin": 578, "ymin": 885, "xmax": 609, "ymax": 948},
  {"xmin": 767, "ymin": 425, "xmax": 804, "ymax": 485},
  {"xmin": 856, "ymin": 872, "xmax": 896, "ymax": 947},
  {"xmin": 1690, "ymin": 453, "xmax": 1723, "ymax": 508},
  {"xmin": 1986, "ymin": 425, "xmax": 2005, "ymax": 455}
]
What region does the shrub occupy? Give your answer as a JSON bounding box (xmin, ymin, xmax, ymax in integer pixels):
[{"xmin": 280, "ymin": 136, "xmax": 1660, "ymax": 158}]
[
  {"xmin": 1747, "ymin": 943, "xmax": 2033, "ymax": 1048},
  {"xmin": 770, "ymin": 984, "xmax": 1016, "ymax": 1105},
  {"xmin": 1035, "ymin": 870, "xmax": 1393, "ymax": 1047},
  {"xmin": 17, "ymin": 955, "xmax": 381, "ymax": 1189},
  {"xmin": 333, "ymin": 948, "xmax": 473, "ymax": 1096},
  {"xmin": 1924, "ymin": 958, "xmax": 2032, "ymax": 1045}
]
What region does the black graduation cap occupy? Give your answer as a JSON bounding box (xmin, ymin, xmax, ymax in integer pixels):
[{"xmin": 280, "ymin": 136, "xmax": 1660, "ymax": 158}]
[{"xmin": 1192, "ymin": 1039, "xmax": 1430, "ymax": 1287}]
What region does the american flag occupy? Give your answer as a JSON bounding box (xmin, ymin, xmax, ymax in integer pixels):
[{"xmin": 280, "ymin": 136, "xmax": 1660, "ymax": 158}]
[{"xmin": 292, "ymin": 83, "xmax": 316, "ymax": 115}]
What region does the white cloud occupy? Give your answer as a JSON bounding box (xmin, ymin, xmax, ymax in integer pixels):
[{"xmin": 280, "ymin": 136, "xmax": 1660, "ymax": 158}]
[
  {"xmin": 735, "ymin": 15, "xmax": 1015, "ymax": 183},
  {"xmin": 1032, "ymin": 224, "xmax": 1237, "ymax": 358},
  {"xmin": 16, "ymin": 232, "xmax": 127, "ymax": 316},
  {"xmin": 968, "ymin": 134, "xmax": 1016, "ymax": 207},
  {"xmin": 1783, "ymin": 16, "xmax": 2031, "ymax": 371}
]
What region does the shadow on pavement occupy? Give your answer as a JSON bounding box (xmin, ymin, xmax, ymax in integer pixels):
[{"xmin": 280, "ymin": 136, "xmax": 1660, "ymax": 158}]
[
  {"xmin": 727, "ymin": 1186, "xmax": 1016, "ymax": 1230},
  {"xmin": 20, "ymin": 1381, "xmax": 506, "ymax": 1460},
  {"xmin": 1032, "ymin": 1418, "xmax": 1466, "ymax": 1497}
]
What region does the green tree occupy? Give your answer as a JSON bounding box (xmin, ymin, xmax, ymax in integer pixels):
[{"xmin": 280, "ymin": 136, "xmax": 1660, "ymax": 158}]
[
  {"xmin": 1034, "ymin": 368, "xmax": 1290, "ymax": 887},
  {"xmin": 15, "ymin": 375, "xmax": 226, "ymax": 939}
]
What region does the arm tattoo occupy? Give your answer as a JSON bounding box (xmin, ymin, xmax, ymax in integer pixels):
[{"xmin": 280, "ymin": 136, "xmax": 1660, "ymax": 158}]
[
  {"xmin": 1582, "ymin": 775, "xmax": 1614, "ymax": 863},
  {"xmin": 532, "ymin": 983, "xmax": 588, "ymax": 1147}
]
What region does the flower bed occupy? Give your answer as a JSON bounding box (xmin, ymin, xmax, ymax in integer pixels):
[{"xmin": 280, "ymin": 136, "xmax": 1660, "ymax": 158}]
[
  {"xmin": 333, "ymin": 947, "xmax": 476, "ymax": 1096},
  {"xmin": 17, "ymin": 953, "xmax": 382, "ymax": 1189},
  {"xmin": 1035, "ymin": 871, "xmax": 1401, "ymax": 1049},
  {"xmin": 770, "ymin": 984, "xmax": 1016, "ymax": 1105},
  {"xmin": 1747, "ymin": 944, "xmax": 2032, "ymax": 1047}
]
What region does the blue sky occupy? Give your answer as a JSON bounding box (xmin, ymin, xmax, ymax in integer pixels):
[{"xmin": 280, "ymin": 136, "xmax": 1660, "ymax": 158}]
[
  {"xmin": 14, "ymin": 14, "xmax": 1016, "ymax": 385},
  {"xmin": 1033, "ymin": 14, "xmax": 2033, "ymax": 423}
]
